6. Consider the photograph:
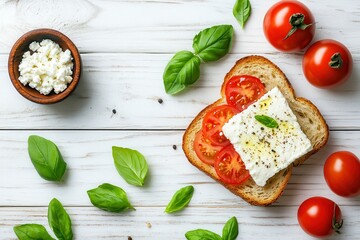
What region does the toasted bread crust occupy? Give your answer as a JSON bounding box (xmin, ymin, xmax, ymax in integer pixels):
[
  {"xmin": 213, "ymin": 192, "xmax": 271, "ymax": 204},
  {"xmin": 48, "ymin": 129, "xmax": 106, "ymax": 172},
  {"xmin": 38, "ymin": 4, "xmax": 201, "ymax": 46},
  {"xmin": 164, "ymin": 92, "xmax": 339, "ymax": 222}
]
[{"xmin": 182, "ymin": 55, "xmax": 329, "ymax": 206}]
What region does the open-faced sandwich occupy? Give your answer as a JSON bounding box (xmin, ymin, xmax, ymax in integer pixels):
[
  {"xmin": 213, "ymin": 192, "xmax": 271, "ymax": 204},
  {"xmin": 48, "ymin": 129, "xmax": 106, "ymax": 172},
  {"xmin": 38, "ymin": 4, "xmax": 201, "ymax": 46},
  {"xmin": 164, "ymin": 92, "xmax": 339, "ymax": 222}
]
[{"xmin": 182, "ymin": 55, "xmax": 329, "ymax": 206}]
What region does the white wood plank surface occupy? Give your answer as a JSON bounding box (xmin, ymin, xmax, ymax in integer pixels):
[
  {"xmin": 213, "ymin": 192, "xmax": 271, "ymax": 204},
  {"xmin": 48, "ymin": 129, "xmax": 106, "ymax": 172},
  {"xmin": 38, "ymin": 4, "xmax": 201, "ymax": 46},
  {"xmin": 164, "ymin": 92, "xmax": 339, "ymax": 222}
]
[
  {"xmin": 0, "ymin": 0, "xmax": 359, "ymax": 239},
  {"xmin": 1, "ymin": 206, "xmax": 359, "ymax": 240},
  {"xmin": 0, "ymin": 53, "xmax": 359, "ymax": 130},
  {"xmin": 0, "ymin": 0, "xmax": 358, "ymax": 54},
  {"xmin": 0, "ymin": 130, "xmax": 358, "ymax": 207},
  {"xmin": 0, "ymin": 131, "xmax": 359, "ymax": 239}
]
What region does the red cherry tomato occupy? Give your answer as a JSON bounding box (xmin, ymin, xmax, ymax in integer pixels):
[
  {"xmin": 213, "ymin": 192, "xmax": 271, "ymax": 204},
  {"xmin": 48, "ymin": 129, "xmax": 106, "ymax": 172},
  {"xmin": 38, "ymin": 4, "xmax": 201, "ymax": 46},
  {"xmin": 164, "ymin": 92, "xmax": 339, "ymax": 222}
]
[
  {"xmin": 303, "ymin": 40, "xmax": 353, "ymax": 88},
  {"xmin": 263, "ymin": 0, "xmax": 315, "ymax": 52},
  {"xmin": 202, "ymin": 105, "xmax": 239, "ymax": 146},
  {"xmin": 224, "ymin": 75, "xmax": 266, "ymax": 111},
  {"xmin": 324, "ymin": 151, "xmax": 360, "ymax": 197},
  {"xmin": 214, "ymin": 145, "xmax": 250, "ymax": 185},
  {"xmin": 298, "ymin": 197, "xmax": 343, "ymax": 238},
  {"xmin": 193, "ymin": 131, "xmax": 224, "ymax": 166}
]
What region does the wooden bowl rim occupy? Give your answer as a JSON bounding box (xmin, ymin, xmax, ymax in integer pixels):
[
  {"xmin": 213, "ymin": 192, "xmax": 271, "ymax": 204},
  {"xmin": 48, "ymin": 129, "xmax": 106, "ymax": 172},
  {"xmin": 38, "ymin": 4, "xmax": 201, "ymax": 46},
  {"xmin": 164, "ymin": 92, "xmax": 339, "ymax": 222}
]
[{"xmin": 8, "ymin": 28, "xmax": 81, "ymax": 104}]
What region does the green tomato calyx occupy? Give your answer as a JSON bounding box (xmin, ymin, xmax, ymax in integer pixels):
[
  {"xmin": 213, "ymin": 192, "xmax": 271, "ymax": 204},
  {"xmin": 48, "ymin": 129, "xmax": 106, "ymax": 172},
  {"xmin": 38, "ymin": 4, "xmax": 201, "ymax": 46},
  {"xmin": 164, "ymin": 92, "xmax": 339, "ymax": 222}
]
[
  {"xmin": 329, "ymin": 52, "xmax": 343, "ymax": 69},
  {"xmin": 284, "ymin": 13, "xmax": 313, "ymax": 40}
]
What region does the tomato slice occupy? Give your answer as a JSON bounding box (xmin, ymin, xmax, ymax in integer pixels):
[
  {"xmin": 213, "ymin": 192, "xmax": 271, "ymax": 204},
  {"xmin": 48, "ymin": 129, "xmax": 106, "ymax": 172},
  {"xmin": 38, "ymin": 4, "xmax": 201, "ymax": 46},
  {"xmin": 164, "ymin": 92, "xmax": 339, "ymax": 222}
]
[
  {"xmin": 214, "ymin": 145, "xmax": 250, "ymax": 185},
  {"xmin": 225, "ymin": 75, "xmax": 266, "ymax": 110},
  {"xmin": 202, "ymin": 105, "xmax": 239, "ymax": 146},
  {"xmin": 193, "ymin": 131, "xmax": 223, "ymax": 166}
]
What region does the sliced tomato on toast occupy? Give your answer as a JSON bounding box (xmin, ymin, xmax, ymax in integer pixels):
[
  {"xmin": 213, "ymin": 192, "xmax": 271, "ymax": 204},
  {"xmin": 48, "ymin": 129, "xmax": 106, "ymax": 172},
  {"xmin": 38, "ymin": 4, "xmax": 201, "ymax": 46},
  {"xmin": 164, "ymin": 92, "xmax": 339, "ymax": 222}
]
[
  {"xmin": 214, "ymin": 145, "xmax": 250, "ymax": 185},
  {"xmin": 202, "ymin": 105, "xmax": 239, "ymax": 147},
  {"xmin": 194, "ymin": 131, "xmax": 223, "ymax": 165},
  {"xmin": 196, "ymin": 75, "xmax": 266, "ymax": 186},
  {"xmin": 225, "ymin": 75, "xmax": 266, "ymax": 110}
]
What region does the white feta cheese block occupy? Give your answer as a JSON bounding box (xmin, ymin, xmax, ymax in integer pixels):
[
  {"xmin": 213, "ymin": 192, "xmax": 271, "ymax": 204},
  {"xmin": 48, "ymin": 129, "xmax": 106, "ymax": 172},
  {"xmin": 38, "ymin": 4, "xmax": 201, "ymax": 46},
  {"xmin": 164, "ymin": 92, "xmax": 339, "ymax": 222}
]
[{"xmin": 222, "ymin": 87, "xmax": 312, "ymax": 187}]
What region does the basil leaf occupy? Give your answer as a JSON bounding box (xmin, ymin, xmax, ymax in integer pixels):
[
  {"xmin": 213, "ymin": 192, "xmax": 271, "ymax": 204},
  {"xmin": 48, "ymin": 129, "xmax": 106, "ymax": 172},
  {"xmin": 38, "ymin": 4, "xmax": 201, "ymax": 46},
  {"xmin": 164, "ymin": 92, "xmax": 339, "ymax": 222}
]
[
  {"xmin": 14, "ymin": 224, "xmax": 55, "ymax": 240},
  {"xmin": 185, "ymin": 229, "xmax": 222, "ymax": 240},
  {"xmin": 165, "ymin": 185, "xmax": 194, "ymax": 213},
  {"xmin": 163, "ymin": 51, "xmax": 201, "ymax": 95},
  {"xmin": 233, "ymin": 0, "xmax": 251, "ymax": 28},
  {"xmin": 28, "ymin": 135, "xmax": 67, "ymax": 181},
  {"xmin": 192, "ymin": 25, "xmax": 233, "ymax": 62},
  {"xmin": 222, "ymin": 217, "xmax": 238, "ymax": 240},
  {"xmin": 255, "ymin": 115, "xmax": 279, "ymax": 128},
  {"xmin": 112, "ymin": 146, "xmax": 149, "ymax": 186},
  {"xmin": 48, "ymin": 198, "xmax": 73, "ymax": 240},
  {"xmin": 87, "ymin": 183, "xmax": 135, "ymax": 212}
]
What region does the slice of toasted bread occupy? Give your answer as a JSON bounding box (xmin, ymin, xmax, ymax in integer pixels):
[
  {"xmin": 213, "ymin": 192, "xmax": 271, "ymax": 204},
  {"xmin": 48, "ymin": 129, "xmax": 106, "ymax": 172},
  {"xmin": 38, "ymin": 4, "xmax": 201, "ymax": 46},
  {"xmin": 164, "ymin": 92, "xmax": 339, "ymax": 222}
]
[{"xmin": 182, "ymin": 55, "xmax": 329, "ymax": 206}]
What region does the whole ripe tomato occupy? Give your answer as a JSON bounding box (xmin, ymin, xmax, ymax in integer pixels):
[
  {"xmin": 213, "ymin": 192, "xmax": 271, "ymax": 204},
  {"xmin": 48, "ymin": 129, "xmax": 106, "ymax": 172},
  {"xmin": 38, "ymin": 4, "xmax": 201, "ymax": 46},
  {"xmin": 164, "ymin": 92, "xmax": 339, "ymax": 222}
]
[
  {"xmin": 324, "ymin": 151, "xmax": 360, "ymax": 197},
  {"xmin": 298, "ymin": 197, "xmax": 343, "ymax": 238},
  {"xmin": 303, "ymin": 40, "xmax": 353, "ymax": 88},
  {"xmin": 263, "ymin": 0, "xmax": 315, "ymax": 52}
]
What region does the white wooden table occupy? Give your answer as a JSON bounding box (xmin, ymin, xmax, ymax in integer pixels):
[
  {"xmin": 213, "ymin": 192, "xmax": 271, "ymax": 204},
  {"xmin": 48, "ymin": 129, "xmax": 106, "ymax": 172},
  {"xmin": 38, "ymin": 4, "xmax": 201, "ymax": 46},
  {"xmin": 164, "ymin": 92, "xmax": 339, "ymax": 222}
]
[{"xmin": 0, "ymin": 0, "xmax": 359, "ymax": 239}]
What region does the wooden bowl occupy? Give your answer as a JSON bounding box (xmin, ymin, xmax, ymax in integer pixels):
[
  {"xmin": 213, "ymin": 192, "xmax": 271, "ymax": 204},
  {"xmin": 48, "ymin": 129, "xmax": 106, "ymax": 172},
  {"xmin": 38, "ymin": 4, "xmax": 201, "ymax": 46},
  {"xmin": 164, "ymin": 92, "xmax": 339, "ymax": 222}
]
[{"xmin": 8, "ymin": 28, "xmax": 81, "ymax": 104}]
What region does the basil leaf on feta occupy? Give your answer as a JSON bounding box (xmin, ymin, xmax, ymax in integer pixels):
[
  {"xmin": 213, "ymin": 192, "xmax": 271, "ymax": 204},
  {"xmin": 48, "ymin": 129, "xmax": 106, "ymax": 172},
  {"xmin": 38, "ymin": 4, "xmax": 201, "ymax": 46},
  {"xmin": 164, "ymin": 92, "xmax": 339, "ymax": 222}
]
[
  {"xmin": 233, "ymin": 0, "xmax": 251, "ymax": 28},
  {"xmin": 14, "ymin": 224, "xmax": 55, "ymax": 240},
  {"xmin": 185, "ymin": 229, "xmax": 222, "ymax": 240},
  {"xmin": 163, "ymin": 51, "xmax": 201, "ymax": 95},
  {"xmin": 28, "ymin": 135, "xmax": 67, "ymax": 181},
  {"xmin": 48, "ymin": 198, "xmax": 73, "ymax": 240},
  {"xmin": 222, "ymin": 216, "xmax": 239, "ymax": 240},
  {"xmin": 193, "ymin": 25, "xmax": 234, "ymax": 62},
  {"xmin": 112, "ymin": 146, "xmax": 149, "ymax": 187},
  {"xmin": 165, "ymin": 185, "xmax": 194, "ymax": 213},
  {"xmin": 255, "ymin": 115, "xmax": 279, "ymax": 128},
  {"xmin": 87, "ymin": 183, "xmax": 135, "ymax": 212}
]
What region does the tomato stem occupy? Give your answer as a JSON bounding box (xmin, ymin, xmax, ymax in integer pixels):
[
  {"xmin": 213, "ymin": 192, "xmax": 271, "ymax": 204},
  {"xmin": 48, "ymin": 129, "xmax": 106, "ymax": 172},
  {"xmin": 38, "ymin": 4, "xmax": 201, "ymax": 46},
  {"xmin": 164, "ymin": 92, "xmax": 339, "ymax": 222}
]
[
  {"xmin": 284, "ymin": 13, "xmax": 313, "ymax": 40},
  {"xmin": 329, "ymin": 53, "xmax": 343, "ymax": 69},
  {"xmin": 332, "ymin": 203, "xmax": 343, "ymax": 234}
]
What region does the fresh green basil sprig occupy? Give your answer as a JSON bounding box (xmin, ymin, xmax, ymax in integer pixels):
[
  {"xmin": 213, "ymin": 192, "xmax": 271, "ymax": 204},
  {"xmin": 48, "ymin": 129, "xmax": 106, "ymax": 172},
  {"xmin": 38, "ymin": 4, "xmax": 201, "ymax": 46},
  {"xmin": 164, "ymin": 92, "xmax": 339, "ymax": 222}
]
[
  {"xmin": 87, "ymin": 183, "xmax": 135, "ymax": 212},
  {"xmin": 112, "ymin": 146, "xmax": 149, "ymax": 187},
  {"xmin": 163, "ymin": 51, "xmax": 201, "ymax": 95},
  {"xmin": 14, "ymin": 224, "xmax": 55, "ymax": 240},
  {"xmin": 233, "ymin": 0, "xmax": 251, "ymax": 28},
  {"xmin": 186, "ymin": 229, "xmax": 222, "ymax": 240},
  {"xmin": 28, "ymin": 135, "xmax": 67, "ymax": 181},
  {"xmin": 222, "ymin": 217, "xmax": 239, "ymax": 240},
  {"xmin": 192, "ymin": 25, "xmax": 234, "ymax": 62},
  {"xmin": 163, "ymin": 25, "xmax": 234, "ymax": 95},
  {"xmin": 48, "ymin": 198, "xmax": 73, "ymax": 240},
  {"xmin": 185, "ymin": 216, "xmax": 239, "ymax": 240},
  {"xmin": 165, "ymin": 185, "xmax": 194, "ymax": 213},
  {"xmin": 13, "ymin": 198, "xmax": 73, "ymax": 240}
]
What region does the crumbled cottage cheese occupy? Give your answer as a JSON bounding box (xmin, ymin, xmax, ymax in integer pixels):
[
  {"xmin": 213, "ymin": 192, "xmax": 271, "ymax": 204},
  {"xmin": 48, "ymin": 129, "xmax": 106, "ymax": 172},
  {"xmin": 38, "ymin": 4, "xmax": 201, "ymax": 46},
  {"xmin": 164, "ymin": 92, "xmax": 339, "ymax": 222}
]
[{"xmin": 18, "ymin": 39, "xmax": 74, "ymax": 95}]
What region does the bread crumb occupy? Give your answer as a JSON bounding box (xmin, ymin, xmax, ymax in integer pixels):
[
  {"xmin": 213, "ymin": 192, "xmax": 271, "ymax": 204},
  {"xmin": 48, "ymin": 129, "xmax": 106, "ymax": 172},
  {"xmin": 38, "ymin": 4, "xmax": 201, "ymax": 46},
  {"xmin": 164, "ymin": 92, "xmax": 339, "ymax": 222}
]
[{"xmin": 146, "ymin": 222, "xmax": 152, "ymax": 228}]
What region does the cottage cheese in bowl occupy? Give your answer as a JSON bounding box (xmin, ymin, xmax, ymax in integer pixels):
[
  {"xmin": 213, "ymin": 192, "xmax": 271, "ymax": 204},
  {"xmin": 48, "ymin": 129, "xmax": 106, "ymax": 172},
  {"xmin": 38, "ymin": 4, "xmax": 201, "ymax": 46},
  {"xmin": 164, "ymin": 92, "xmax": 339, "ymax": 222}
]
[{"xmin": 18, "ymin": 39, "xmax": 74, "ymax": 95}]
